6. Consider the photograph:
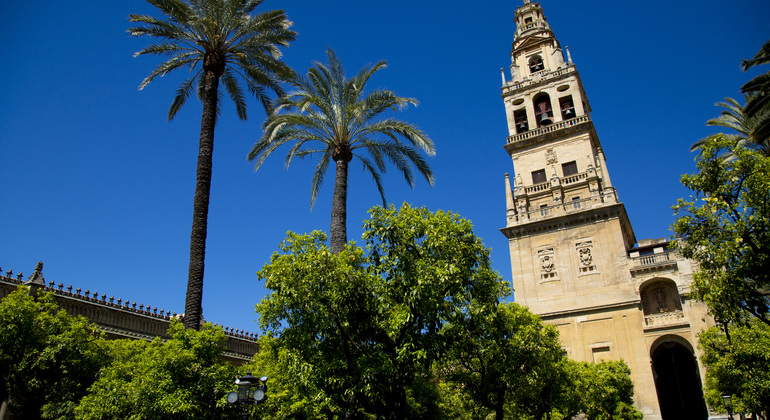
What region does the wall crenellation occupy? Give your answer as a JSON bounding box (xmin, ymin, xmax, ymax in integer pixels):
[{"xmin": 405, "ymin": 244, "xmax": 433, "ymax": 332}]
[{"xmin": 0, "ymin": 263, "xmax": 260, "ymax": 345}]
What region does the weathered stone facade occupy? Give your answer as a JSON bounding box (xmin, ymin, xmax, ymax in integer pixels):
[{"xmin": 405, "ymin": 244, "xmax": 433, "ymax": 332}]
[
  {"xmin": 500, "ymin": 2, "xmax": 713, "ymax": 419},
  {"xmin": 0, "ymin": 264, "xmax": 257, "ymax": 365}
]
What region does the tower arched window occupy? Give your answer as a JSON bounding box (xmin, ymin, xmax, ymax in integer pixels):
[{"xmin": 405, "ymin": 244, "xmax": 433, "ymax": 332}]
[
  {"xmin": 533, "ymin": 93, "xmax": 553, "ymax": 126},
  {"xmin": 559, "ymin": 95, "xmax": 575, "ymax": 119},
  {"xmin": 514, "ymin": 109, "xmax": 528, "ymax": 133},
  {"xmin": 529, "ymin": 56, "xmax": 544, "ymax": 73}
]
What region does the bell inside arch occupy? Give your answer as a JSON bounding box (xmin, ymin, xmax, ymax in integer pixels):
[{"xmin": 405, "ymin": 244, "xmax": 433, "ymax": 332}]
[{"xmin": 540, "ymin": 112, "xmax": 552, "ymax": 125}]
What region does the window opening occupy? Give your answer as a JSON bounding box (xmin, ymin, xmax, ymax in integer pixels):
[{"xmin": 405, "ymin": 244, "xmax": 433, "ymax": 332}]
[
  {"xmin": 525, "ymin": 17, "xmax": 533, "ymax": 24},
  {"xmin": 572, "ymin": 196, "xmax": 581, "ymax": 210},
  {"xmin": 532, "ymin": 169, "xmax": 547, "ymax": 184},
  {"xmin": 559, "ymin": 95, "xmax": 575, "ymax": 119},
  {"xmin": 534, "ymin": 94, "xmax": 553, "ymax": 126},
  {"xmin": 529, "ymin": 56, "xmax": 544, "ymax": 73},
  {"xmin": 514, "ymin": 109, "xmax": 528, "ymax": 133},
  {"xmin": 562, "ymin": 161, "xmax": 578, "ymax": 176}
]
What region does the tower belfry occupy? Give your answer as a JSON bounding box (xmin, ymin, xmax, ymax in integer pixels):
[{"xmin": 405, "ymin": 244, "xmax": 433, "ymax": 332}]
[{"xmin": 499, "ymin": 3, "xmax": 712, "ymax": 419}]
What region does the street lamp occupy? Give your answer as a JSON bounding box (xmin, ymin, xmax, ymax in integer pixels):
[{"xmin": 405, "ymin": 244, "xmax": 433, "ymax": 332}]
[
  {"xmin": 227, "ymin": 372, "xmax": 268, "ymax": 419},
  {"xmin": 721, "ymin": 394, "xmax": 733, "ymax": 420}
]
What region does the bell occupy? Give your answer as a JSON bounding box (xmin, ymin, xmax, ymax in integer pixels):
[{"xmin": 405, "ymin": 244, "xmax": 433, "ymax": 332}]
[
  {"xmin": 540, "ymin": 113, "xmax": 552, "ymax": 125},
  {"xmin": 564, "ymin": 108, "xmax": 574, "ymax": 117}
]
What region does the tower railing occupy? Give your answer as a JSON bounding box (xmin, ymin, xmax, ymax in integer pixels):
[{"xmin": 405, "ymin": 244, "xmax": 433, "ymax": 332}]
[
  {"xmin": 513, "ymin": 196, "xmax": 595, "ymax": 223},
  {"xmin": 507, "ymin": 115, "xmax": 591, "ymax": 144},
  {"xmin": 631, "ymin": 251, "xmax": 673, "ymax": 268},
  {"xmin": 505, "ymin": 65, "xmax": 576, "ymax": 91},
  {"xmin": 514, "ymin": 21, "xmax": 551, "ymax": 38}
]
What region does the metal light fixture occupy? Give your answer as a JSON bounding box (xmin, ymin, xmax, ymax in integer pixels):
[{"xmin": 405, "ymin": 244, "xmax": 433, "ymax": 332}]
[
  {"xmin": 721, "ymin": 394, "xmax": 733, "ymax": 420},
  {"xmin": 227, "ymin": 372, "xmax": 268, "ymax": 419}
]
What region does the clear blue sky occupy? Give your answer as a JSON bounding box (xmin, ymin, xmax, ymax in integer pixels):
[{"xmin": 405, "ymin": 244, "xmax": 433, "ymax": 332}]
[{"xmin": 1, "ymin": 0, "xmax": 768, "ymax": 334}]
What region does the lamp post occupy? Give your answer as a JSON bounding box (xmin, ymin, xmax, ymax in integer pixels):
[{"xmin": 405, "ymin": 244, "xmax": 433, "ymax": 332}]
[
  {"xmin": 226, "ymin": 372, "xmax": 268, "ymax": 420},
  {"xmin": 721, "ymin": 394, "xmax": 733, "ymax": 420}
]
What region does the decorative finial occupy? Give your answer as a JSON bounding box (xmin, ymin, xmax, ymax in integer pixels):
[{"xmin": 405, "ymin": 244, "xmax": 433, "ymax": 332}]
[{"xmin": 27, "ymin": 261, "xmax": 45, "ymax": 285}]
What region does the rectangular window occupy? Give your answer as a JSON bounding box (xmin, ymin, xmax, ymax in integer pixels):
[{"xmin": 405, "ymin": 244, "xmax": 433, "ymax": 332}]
[
  {"xmin": 562, "ymin": 161, "xmax": 578, "ymax": 176},
  {"xmin": 531, "ymin": 169, "xmax": 547, "ymax": 184},
  {"xmin": 540, "ymin": 204, "xmax": 548, "ymax": 216},
  {"xmin": 572, "ymin": 196, "xmax": 581, "ymax": 209}
]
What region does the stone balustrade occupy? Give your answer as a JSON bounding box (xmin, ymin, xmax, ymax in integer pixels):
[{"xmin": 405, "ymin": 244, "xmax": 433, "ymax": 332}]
[
  {"xmin": 507, "ymin": 115, "xmax": 591, "ymax": 144},
  {"xmin": 504, "ymin": 65, "xmax": 576, "ymax": 92},
  {"xmin": 644, "ymin": 310, "xmax": 686, "ymax": 328},
  {"xmin": 632, "ymin": 252, "xmax": 673, "ymax": 268},
  {"xmin": 512, "ymin": 196, "xmax": 594, "ymax": 224}
]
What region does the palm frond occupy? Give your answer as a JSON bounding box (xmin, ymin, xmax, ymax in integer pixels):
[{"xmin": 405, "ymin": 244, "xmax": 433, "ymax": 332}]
[
  {"xmin": 169, "ymin": 74, "xmax": 199, "ymax": 120},
  {"xmin": 222, "ymin": 69, "xmax": 247, "ymax": 120}
]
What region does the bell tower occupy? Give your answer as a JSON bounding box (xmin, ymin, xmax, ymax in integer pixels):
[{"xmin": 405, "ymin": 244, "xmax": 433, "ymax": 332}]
[
  {"xmin": 501, "ymin": 0, "xmax": 634, "ymax": 311},
  {"xmin": 499, "ymin": 2, "xmax": 712, "ymax": 420}
]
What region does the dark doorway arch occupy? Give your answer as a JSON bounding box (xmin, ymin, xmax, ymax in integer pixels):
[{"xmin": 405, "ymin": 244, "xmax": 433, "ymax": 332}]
[{"xmin": 650, "ymin": 338, "xmax": 708, "ymax": 420}]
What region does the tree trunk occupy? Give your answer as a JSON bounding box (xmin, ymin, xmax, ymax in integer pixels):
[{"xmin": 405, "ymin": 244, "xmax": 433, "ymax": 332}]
[
  {"xmin": 330, "ymin": 157, "xmax": 349, "ymax": 254},
  {"xmin": 184, "ymin": 70, "xmax": 219, "ymax": 330}
]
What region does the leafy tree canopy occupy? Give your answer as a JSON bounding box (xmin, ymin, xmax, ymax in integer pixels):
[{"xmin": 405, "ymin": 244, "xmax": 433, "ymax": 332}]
[
  {"xmin": 699, "ymin": 320, "xmax": 770, "ymax": 417},
  {"xmin": 0, "ymin": 287, "xmax": 107, "ymax": 420},
  {"xmin": 672, "ymin": 134, "xmax": 770, "ymax": 325},
  {"xmin": 439, "ymin": 302, "xmax": 566, "ymax": 420},
  {"xmin": 75, "ymin": 320, "xmax": 238, "ymax": 420},
  {"xmin": 255, "ymin": 204, "xmax": 509, "ymax": 419}
]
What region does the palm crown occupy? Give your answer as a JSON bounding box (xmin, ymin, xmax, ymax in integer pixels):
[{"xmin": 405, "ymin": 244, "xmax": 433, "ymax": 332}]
[
  {"xmin": 129, "ymin": 0, "xmax": 296, "ymax": 119},
  {"xmin": 249, "ymin": 49, "xmax": 435, "ymax": 253}
]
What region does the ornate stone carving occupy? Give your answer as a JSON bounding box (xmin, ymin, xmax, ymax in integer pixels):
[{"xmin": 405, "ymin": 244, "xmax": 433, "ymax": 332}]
[{"xmin": 546, "ymin": 148, "xmax": 558, "ymax": 164}]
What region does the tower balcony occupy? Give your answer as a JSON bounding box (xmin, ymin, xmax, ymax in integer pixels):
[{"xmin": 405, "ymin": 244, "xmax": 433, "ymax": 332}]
[
  {"xmin": 502, "ymin": 65, "xmax": 576, "ymax": 94},
  {"xmin": 507, "ymin": 114, "xmax": 591, "ymax": 145},
  {"xmin": 508, "ymin": 196, "xmax": 595, "ymax": 225},
  {"xmin": 514, "ymin": 20, "xmax": 552, "ymax": 39}
]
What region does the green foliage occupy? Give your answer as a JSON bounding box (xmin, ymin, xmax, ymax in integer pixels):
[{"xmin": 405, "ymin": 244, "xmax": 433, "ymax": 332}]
[
  {"xmin": 439, "ymin": 302, "xmax": 566, "ymax": 419},
  {"xmin": 699, "ymin": 320, "xmax": 770, "ymax": 416},
  {"xmin": 672, "ymin": 134, "xmax": 770, "ymax": 324},
  {"xmin": 562, "ymin": 360, "xmax": 642, "ymax": 420},
  {"xmin": 255, "ymin": 204, "xmax": 509, "ymax": 419},
  {"xmin": 0, "ymin": 287, "xmax": 107, "ymax": 419},
  {"xmin": 129, "ymin": 0, "xmax": 296, "ymax": 119},
  {"xmin": 75, "ymin": 320, "xmax": 238, "ymax": 420},
  {"xmin": 741, "ymin": 39, "xmax": 770, "ymax": 149},
  {"xmin": 249, "ymin": 48, "xmax": 435, "ymax": 206},
  {"xmin": 241, "ymin": 335, "xmax": 342, "ymax": 419},
  {"xmin": 248, "ymin": 49, "xmax": 435, "ymax": 253}
]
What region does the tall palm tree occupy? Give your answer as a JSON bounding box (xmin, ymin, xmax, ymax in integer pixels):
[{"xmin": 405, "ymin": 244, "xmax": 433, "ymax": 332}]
[
  {"xmin": 248, "ymin": 49, "xmax": 435, "ymax": 254},
  {"xmin": 129, "ymin": 0, "xmax": 296, "ymax": 330},
  {"xmin": 741, "ymin": 39, "xmax": 770, "ymax": 150}
]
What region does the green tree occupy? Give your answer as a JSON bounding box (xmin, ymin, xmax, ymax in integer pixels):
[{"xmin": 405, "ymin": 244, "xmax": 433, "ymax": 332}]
[
  {"xmin": 76, "ymin": 320, "xmax": 238, "ymax": 419},
  {"xmin": 699, "ymin": 320, "xmax": 770, "ymax": 417},
  {"xmin": 0, "ymin": 287, "xmax": 107, "ymax": 420},
  {"xmin": 129, "ymin": 0, "xmax": 296, "ymax": 329},
  {"xmin": 672, "ymin": 134, "xmax": 770, "ymax": 325},
  {"xmin": 561, "ymin": 360, "xmax": 642, "ymax": 420},
  {"xmin": 741, "ymin": 39, "xmax": 770, "ymax": 149},
  {"xmin": 439, "ymin": 302, "xmax": 566, "ymax": 420},
  {"xmin": 241, "ymin": 335, "xmax": 342, "ymax": 419},
  {"xmin": 255, "ymin": 204, "xmax": 508, "ymax": 419},
  {"xmin": 248, "ymin": 49, "xmax": 435, "ymax": 254}
]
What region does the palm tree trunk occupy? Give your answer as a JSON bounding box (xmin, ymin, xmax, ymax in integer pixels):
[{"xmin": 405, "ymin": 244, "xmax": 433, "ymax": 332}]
[
  {"xmin": 330, "ymin": 157, "xmax": 349, "ymax": 254},
  {"xmin": 184, "ymin": 70, "xmax": 219, "ymax": 330}
]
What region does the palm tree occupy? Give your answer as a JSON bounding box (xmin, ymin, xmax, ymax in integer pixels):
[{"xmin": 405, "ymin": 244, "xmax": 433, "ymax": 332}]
[
  {"xmin": 248, "ymin": 49, "xmax": 435, "ymax": 254},
  {"xmin": 129, "ymin": 0, "xmax": 296, "ymax": 330},
  {"xmin": 690, "ymin": 96, "xmax": 766, "ymax": 155},
  {"xmin": 741, "ymin": 39, "xmax": 770, "ymax": 150}
]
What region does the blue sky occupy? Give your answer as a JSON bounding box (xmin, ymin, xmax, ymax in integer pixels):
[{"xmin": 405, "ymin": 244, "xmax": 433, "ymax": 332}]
[{"xmin": 1, "ymin": 0, "xmax": 768, "ymax": 334}]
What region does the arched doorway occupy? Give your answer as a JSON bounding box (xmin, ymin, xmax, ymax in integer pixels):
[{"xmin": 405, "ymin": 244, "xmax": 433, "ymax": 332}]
[{"xmin": 650, "ymin": 337, "xmax": 708, "ymax": 420}]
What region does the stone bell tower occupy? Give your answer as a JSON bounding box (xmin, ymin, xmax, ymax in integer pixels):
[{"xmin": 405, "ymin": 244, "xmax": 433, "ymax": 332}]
[{"xmin": 499, "ymin": 2, "xmax": 712, "ymax": 419}]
